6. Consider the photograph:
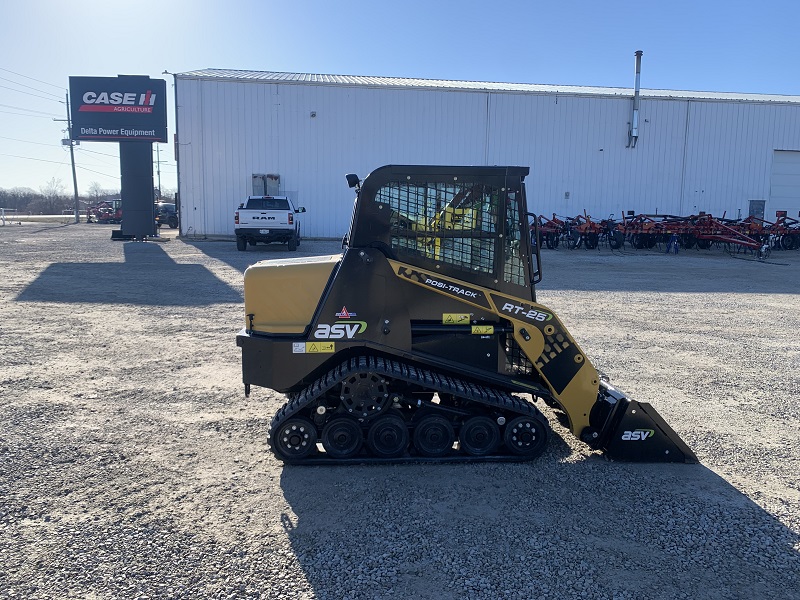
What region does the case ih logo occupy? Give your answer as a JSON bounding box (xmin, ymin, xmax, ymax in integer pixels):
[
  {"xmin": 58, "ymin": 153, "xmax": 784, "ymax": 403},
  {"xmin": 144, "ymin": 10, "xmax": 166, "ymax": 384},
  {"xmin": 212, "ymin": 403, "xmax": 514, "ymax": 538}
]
[{"xmin": 80, "ymin": 90, "xmax": 157, "ymax": 113}]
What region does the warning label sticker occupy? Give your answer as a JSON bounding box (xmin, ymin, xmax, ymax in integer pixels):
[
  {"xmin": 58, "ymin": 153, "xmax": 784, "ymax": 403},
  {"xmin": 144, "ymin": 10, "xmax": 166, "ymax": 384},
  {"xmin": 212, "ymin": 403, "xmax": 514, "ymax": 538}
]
[
  {"xmin": 293, "ymin": 342, "xmax": 335, "ymax": 354},
  {"xmin": 442, "ymin": 313, "xmax": 470, "ymax": 325},
  {"xmin": 471, "ymin": 325, "xmax": 494, "ymax": 335}
]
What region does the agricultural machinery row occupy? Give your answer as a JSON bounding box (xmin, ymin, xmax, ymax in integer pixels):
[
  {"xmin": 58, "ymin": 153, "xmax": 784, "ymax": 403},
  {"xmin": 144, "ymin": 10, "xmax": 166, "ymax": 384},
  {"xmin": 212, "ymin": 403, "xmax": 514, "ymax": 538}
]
[{"xmin": 534, "ymin": 210, "xmax": 800, "ymax": 257}]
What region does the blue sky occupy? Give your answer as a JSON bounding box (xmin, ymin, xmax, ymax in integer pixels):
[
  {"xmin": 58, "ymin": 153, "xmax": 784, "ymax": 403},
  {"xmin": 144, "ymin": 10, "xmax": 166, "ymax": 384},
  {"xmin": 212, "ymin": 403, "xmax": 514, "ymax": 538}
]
[{"xmin": 1, "ymin": 0, "xmax": 799, "ymax": 194}]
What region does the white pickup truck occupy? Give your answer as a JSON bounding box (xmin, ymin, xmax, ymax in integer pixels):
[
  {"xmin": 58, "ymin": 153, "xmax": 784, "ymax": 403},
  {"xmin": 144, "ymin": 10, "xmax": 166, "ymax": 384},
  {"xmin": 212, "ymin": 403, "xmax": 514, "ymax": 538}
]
[{"xmin": 234, "ymin": 196, "xmax": 306, "ymax": 251}]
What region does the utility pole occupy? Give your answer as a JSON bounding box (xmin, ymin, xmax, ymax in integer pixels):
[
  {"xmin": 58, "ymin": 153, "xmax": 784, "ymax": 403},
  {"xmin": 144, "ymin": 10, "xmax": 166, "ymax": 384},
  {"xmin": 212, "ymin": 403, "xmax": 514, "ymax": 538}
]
[{"xmin": 65, "ymin": 93, "xmax": 80, "ymax": 223}]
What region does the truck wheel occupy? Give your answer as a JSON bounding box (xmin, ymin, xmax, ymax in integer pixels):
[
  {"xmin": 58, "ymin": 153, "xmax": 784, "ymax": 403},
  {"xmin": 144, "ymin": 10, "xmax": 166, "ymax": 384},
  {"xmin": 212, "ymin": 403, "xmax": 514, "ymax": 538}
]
[
  {"xmin": 168, "ymin": 216, "xmax": 178, "ymax": 229},
  {"xmin": 236, "ymin": 236, "xmax": 247, "ymax": 251},
  {"xmin": 287, "ymin": 236, "xmax": 298, "ymax": 251}
]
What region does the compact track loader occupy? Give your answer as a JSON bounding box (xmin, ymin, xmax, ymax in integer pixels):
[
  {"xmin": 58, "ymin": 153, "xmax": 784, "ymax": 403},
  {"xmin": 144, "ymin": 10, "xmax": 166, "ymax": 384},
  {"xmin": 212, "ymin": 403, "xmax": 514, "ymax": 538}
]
[{"xmin": 237, "ymin": 165, "xmax": 697, "ymax": 464}]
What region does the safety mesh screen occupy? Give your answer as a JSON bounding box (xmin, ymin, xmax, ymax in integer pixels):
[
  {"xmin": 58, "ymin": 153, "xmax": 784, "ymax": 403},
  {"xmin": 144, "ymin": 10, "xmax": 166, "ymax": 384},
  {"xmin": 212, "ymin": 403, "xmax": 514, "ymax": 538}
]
[
  {"xmin": 502, "ymin": 191, "xmax": 526, "ymax": 286},
  {"xmin": 504, "ymin": 334, "xmax": 535, "ymax": 375},
  {"xmin": 377, "ymin": 181, "xmax": 499, "ymax": 275}
]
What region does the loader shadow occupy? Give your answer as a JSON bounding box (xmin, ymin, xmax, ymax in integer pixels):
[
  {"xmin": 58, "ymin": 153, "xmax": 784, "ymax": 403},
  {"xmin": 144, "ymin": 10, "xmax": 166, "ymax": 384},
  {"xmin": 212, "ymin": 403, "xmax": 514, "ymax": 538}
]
[
  {"xmin": 183, "ymin": 239, "xmax": 344, "ymax": 274},
  {"xmin": 16, "ymin": 242, "xmax": 241, "ymax": 305},
  {"xmin": 278, "ymin": 455, "xmax": 800, "ymax": 600}
]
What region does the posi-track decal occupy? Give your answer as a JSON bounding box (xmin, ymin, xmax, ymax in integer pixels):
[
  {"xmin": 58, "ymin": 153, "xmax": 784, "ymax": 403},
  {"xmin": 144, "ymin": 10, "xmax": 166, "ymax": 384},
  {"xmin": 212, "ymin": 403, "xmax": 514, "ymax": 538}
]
[{"xmin": 394, "ymin": 265, "xmax": 491, "ymax": 309}]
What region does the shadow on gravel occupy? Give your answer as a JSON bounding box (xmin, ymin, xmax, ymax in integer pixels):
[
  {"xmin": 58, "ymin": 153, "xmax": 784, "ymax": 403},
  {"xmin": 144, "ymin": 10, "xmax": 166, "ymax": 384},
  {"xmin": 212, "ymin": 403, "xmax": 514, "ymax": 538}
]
[
  {"xmin": 279, "ymin": 459, "xmax": 800, "ymax": 600},
  {"xmin": 16, "ymin": 242, "xmax": 241, "ymax": 305},
  {"xmin": 180, "ymin": 237, "xmax": 800, "ymax": 295},
  {"xmin": 183, "ymin": 238, "xmax": 343, "ymax": 274}
]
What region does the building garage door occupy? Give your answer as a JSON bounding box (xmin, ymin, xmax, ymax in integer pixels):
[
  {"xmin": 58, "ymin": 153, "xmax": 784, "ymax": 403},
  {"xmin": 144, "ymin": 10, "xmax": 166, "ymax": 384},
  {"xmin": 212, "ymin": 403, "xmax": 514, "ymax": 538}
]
[{"xmin": 769, "ymin": 151, "xmax": 800, "ymax": 219}]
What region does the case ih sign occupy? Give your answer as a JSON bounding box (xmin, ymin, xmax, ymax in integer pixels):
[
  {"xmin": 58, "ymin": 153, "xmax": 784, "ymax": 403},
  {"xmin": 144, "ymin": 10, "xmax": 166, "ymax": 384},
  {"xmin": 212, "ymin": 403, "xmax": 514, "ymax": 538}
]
[{"xmin": 69, "ymin": 75, "xmax": 167, "ymax": 142}]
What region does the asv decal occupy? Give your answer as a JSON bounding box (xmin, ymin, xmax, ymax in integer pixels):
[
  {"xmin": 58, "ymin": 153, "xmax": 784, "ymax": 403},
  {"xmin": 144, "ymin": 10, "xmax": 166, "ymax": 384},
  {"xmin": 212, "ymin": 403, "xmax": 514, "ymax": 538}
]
[
  {"xmin": 314, "ymin": 321, "xmax": 367, "ymax": 339},
  {"xmin": 621, "ymin": 429, "xmax": 655, "ymax": 441}
]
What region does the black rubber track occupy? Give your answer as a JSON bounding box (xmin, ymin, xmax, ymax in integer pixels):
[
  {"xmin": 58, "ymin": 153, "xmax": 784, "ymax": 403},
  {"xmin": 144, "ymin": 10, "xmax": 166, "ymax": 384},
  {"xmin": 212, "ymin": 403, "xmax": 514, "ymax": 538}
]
[{"xmin": 268, "ymin": 356, "xmax": 551, "ymax": 465}]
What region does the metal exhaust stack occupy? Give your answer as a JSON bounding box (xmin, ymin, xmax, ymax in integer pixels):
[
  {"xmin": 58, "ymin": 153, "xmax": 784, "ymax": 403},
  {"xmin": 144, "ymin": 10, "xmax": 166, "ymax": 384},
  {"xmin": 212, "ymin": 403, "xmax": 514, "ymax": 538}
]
[{"xmin": 628, "ymin": 50, "xmax": 643, "ymax": 148}]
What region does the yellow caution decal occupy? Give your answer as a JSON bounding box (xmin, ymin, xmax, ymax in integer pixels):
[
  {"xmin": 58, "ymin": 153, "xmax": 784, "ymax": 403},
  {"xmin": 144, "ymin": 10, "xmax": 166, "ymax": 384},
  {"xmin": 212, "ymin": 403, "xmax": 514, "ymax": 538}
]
[
  {"xmin": 293, "ymin": 342, "xmax": 335, "ymax": 354},
  {"xmin": 471, "ymin": 325, "xmax": 494, "ymax": 335},
  {"xmin": 443, "ymin": 313, "xmax": 470, "ymax": 325}
]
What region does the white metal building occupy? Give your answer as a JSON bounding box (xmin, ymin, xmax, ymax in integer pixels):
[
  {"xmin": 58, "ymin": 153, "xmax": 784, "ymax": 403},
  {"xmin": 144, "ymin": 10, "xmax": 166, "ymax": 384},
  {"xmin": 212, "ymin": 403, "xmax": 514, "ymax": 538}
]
[{"xmin": 173, "ymin": 69, "xmax": 800, "ymax": 238}]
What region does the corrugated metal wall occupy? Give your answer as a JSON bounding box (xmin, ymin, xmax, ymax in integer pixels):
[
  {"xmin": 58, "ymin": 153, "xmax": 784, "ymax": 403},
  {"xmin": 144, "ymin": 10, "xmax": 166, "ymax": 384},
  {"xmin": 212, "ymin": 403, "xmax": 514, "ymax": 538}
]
[{"xmin": 176, "ymin": 78, "xmax": 800, "ymax": 237}]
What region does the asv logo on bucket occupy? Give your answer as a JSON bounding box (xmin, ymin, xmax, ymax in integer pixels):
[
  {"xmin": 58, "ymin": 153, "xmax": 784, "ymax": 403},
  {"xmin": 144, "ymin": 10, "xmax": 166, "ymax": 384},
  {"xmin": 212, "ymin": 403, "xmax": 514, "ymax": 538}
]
[
  {"xmin": 314, "ymin": 321, "xmax": 367, "ymax": 339},
  {"xmin": 621, "ymin": 429, "xmax": 655, "ymax": 441}
]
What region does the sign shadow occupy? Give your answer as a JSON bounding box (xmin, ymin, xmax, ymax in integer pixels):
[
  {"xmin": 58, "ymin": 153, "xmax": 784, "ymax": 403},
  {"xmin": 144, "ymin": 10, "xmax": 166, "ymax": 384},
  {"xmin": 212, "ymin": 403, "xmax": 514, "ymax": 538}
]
[{"xmin": 16, "ymin": 242, "xmax": 241, "ymax": 306}]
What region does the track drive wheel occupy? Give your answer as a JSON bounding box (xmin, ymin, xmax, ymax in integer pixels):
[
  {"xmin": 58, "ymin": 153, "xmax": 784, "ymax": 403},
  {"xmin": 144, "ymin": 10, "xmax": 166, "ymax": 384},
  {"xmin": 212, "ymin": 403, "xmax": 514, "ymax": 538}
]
[
  {"xmin": 503, "ymin": 416, "xmax": 549, "ymax": 458},
  {"xmin": 273, "ymin": 417, "xmax": 317, "ymax": 461},
  {"xmin": 459, "ymin": 416, "xmax": 501, "ymax": 457},
  {"xmin": 413, "ymin": 415, "xmax": 455, "ymax": 458},
  {"xmin": 321, "ymin": 417, "xmax": 363, "ymax": 459},
  {"xmin": 340, "ymin": 372, "xmax": 390, "ymax": 420},
  {"xmin": 366, "ymin": 413, "xmax": 409, "ymax": 458}
]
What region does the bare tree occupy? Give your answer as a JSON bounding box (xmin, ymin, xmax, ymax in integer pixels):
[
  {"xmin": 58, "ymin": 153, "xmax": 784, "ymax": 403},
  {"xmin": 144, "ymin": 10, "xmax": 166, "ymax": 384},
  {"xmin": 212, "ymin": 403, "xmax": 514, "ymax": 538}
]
[
  {"xmin": 87, "ymin": 181, "xmax": 106, "ymax": 202},
  {"xmin": 30, "ymin": 178, "xmax": 67, "ymax": 214}
]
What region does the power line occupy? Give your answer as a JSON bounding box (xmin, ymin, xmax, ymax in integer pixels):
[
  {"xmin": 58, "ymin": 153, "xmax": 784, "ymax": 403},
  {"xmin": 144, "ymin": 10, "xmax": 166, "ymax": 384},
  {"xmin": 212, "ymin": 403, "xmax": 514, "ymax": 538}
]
[
  {"xmin": 77, "ymin": 147, "xmax": 119, "ymax": 159},
  {"xmin": 0, "ymin": 135, "xmax": 60, "ymax": 147},
  {"xmin": 0, "ymin": 152, "xmax": 118, "ymax": 178},
  {"xmin": 0, "ymin": 153, "xmax": 120, "ymax": 180},
  {"xmin": 0, "ymin": 84, "xmax": 64, "ymax": 103},
  {"xmin": 0, "ymin": 75, "xmax": 63, "ymax": 99},
  {"xmin": 0, "ymin": 67, "xmax": 63, "ymax": 90},
  {"xmin": 0, "ymin": 109, "xmax": 61, "ymax": 119},
  {"xmin": 76, "ymin": 164, "xmax": 120, "ymax": 179},
  {"xmin": 0, "ymin": 103, "xmax": 61, "ymax": 116},
  {"xmin": 0, "ymin": 152, "xmax": 74, "ymax": 165}
]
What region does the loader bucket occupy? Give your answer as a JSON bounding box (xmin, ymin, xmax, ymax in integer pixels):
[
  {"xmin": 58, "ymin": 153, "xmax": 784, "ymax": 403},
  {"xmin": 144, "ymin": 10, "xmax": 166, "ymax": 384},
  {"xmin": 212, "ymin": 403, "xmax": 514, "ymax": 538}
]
[{"xmin": 594, "ymin": 383, "xmax": 698, "ymax": 463}]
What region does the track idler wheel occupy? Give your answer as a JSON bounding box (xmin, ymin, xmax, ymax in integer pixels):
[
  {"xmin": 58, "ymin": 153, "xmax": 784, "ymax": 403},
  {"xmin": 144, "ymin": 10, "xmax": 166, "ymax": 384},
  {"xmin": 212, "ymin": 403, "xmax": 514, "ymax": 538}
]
[
  {"xmin": 273, "ymin": 417, "xmax": 318, "ymax": 461},
  {"xmin": 321, "ymin": 417, "xmax": 363, "ymax": 459},
  {"xmin": 366, "ymin": 413, "xmax": 409, "ymax": 458},
  {"xmin": 503, "ymin": 416, "xmax": 549, "ymax": 457},
  {"xmin": 459, "ymin": 416, "xmax": 501, "ymax": 456},
  {"xmin": 413, "ymin": 415, "xmax": 455, "ymax": 458}
]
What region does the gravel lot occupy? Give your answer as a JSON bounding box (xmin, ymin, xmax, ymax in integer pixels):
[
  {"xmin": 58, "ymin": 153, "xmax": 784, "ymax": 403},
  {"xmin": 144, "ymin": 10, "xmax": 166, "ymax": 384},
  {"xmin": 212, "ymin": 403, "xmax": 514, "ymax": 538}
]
[{"xmin": 1, "ymin": 222, "xmax": 798, "ymax": 600}]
